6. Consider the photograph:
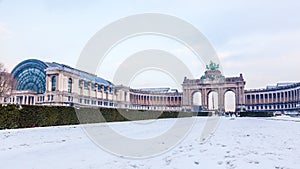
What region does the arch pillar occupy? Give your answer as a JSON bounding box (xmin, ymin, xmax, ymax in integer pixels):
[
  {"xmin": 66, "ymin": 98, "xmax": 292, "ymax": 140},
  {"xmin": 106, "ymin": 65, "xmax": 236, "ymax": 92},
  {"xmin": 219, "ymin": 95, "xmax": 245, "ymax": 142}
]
[{"xmin": 219, "ymin": 89, "xmax": 226, "ymax": 112}]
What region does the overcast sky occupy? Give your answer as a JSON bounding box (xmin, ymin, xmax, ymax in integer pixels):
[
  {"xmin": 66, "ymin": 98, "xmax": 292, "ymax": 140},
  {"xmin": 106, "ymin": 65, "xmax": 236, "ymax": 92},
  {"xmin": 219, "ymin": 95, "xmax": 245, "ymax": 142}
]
[{"xmin": 1, "ymin": 0, "xmax": 300, "ymax": 90}]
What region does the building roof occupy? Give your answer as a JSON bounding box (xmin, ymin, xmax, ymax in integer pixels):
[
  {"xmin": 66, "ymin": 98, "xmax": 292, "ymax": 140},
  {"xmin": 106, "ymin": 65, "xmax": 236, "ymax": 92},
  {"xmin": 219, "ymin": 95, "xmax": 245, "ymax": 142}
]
[
  {"xmin": 246, "ymin": 82, "xmax": 300, "ymax": 93},
  {"xmin": 131, "ymin": 87, "xmax": 179, "ymax": 94},
  {"xmin": 45, "ymin": 61, "xmax": 112, "ymax": 86}
]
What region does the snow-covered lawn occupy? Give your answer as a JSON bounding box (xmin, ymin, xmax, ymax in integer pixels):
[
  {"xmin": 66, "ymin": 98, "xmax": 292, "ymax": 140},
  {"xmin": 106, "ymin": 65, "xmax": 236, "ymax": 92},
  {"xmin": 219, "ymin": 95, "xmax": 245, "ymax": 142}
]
[{"xmin": 1, "ymin": 117, "xmax": 300, "ymax": 169}]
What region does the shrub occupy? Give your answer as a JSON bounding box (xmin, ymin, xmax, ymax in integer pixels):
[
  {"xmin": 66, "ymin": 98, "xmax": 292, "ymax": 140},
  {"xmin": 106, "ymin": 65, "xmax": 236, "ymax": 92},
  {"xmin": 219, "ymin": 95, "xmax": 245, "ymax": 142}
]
[
  {"xmin": 0, "ymin": 105, "xmax": 209, "ymax": 130},
  {"xmin": 239, "ymin": 111, "xmax": 273, "ymax": 117}
]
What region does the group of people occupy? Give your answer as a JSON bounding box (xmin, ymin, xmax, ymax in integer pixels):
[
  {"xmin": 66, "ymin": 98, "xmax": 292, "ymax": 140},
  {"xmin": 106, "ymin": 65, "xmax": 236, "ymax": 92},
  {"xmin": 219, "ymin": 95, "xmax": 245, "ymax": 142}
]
[{"xmin": 222, "ymin": 111, "xmax": 238, "ymax": 117}]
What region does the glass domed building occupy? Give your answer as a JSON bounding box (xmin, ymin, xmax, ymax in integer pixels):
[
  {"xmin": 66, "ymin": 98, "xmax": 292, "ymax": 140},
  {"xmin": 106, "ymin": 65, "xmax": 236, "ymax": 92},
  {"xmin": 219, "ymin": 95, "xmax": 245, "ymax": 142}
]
[
  {"xmin": 8, "ymin": 59, "xmax": 116, "ymax": 107},
  {"xmin": 5, "ymin": 59, "xmax": 183, "ymax": 111}
]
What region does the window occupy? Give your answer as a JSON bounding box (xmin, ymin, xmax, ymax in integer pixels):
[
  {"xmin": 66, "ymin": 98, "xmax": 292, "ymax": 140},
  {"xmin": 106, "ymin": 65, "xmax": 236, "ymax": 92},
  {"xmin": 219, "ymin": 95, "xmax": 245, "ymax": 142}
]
[
  {"xmin": 78, "ymin": 80, "xmax": 81, "ymax": 87},
  {"xmin": 98, "ymin": 84, "xmax": 101, "ymax": 91},
  {"xmin": 84, "ymin": 99, "xmax": 90, "ymax": 104},
  {"xmin": 84, "ymin": 81, "xmax": 88, "ymax": 89},
  {"xmin": 109, "ymin": 87, "xmax": 112, "ymax": 93},
  {"xmin": 51, "ymin": 76, "xmax": 57, "ymax": 91},
  {"xmin": 51, "ymin": 95, "xmax": 54, "ymax": 101},
  {"xmin": 68, "ymin": 78, "xmax": 72, "ymax": 93},
  {"xmin": 103, "ymin": 86, "xmax": 107, "ymax": 92},
  {"xmin": 48, "ymin": 95, "xmax": 50, "ymax": 101},
  {"xmin": 91, "ymin": 83, "xmax": 95, "ymax": 90},
  {"xmin": 98, "ymin": 101, "xmax": 102, "ymax": 105}
]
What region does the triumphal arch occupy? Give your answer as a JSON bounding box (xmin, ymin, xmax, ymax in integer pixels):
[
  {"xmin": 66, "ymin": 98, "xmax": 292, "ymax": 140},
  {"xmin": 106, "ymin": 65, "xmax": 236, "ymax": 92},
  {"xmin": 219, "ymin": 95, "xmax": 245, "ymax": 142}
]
[{"xmin": 182, "ymin": 61, "xmax": 246, "ymax": 112}]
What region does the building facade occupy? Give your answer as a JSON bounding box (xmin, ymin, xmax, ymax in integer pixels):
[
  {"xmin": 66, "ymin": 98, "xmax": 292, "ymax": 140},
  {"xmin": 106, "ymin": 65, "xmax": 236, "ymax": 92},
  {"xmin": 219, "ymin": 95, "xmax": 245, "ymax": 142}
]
[
  {"xmin": 1, "ymin": 59, "xmax": 182, "ymax": 111},
  {"xmin": 182, "ymin": 61, "xmax": 245, "ymax": 112},
  {"xmin": 1, "ymin": 59, "xmax": 300, "ymax": 112},
  {"xmin": 245, "ymin": 83, "xmax": 300, "ymax": 112}
]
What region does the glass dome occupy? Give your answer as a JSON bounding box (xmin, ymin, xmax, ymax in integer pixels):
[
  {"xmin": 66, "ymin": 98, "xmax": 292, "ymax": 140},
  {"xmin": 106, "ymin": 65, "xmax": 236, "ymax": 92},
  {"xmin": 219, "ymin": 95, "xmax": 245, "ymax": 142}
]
[{"xmin": 11, "ymin": 59, "xmax": 48, "ymax": 94}]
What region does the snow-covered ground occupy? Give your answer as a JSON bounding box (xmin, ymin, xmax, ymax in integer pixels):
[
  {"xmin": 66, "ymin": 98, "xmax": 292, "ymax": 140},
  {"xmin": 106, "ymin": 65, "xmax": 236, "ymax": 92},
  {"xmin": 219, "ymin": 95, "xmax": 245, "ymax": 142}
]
[{"xmin": 1, "ymin": 117, "xmax": 300, "ymax": 169}]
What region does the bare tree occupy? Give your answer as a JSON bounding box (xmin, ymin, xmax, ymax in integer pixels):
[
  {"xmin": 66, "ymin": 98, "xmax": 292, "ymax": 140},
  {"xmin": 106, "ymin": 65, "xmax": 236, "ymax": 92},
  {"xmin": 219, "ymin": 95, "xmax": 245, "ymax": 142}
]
[{"xmin": 0, "ymin": 63, "xmax": 15, "ymax": 98}]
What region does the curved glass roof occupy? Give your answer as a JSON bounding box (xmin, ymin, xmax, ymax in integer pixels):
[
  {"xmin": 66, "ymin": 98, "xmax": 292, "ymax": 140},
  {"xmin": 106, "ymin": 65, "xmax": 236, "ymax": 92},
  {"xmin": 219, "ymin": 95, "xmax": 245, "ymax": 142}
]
[
  {"xmin": 11, "ymin": 59, "xmax": 113, "ymax": 94},
  {"xmin": 11, "ymin": 59, "xmax": 48, "ymax": 94}
]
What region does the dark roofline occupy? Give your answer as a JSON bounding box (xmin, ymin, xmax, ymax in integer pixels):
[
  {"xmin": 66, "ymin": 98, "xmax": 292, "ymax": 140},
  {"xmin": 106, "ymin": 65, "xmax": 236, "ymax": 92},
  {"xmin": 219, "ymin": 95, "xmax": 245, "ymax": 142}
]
[{"xmin": 245, "ymin": 82, "xmax": 300, "ymax": 93}]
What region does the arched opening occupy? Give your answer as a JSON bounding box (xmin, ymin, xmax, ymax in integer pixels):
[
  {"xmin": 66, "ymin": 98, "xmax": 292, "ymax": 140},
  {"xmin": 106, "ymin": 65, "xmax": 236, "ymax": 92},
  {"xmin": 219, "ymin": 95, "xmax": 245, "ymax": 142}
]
[
  {"xmin": 208, "ymin": 91, "xmax": 218, "ymax": 110},
  {"xmin": 224, "ymin": 90, "xmax": 236, "ymax": 112},
  {"xmin": 68, "ymin": 78, "xmax": 72, "ymax": 93},
  {"xmin": 192, "ymin": 91, "xmax": 202, "ymax": 111},
  {"xmin": 51, "ymin": 76, "xmax": 57, "ymax": 91}
]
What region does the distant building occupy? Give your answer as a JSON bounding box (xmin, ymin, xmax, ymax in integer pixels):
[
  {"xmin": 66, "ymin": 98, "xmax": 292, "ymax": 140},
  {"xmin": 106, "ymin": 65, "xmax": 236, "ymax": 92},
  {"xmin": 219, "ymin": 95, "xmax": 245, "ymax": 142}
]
[
  {"xmin": 1, "ymin": 59, "xmax": 299, "ymax": 112},
  {"xmin": 245, "ymin": 83, "xmax": 300, "ymax": 112}
]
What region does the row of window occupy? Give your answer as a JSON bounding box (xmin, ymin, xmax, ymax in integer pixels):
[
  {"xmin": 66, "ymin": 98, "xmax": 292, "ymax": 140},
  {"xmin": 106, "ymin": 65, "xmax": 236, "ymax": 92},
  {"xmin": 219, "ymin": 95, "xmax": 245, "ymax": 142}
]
[
  {"xmin": 3, "ymin": 96, "xmax": 35, "ymax": 104},
  {"xmin": 24, "ymin": 95, "xmax": 73, "ymax": 103},
  {"xmin": 247, "ymin": 103, "xmax": 298, "ymax": 110},
  {"xmin": 3, "ymin": 97, "xmax": 23, "ymax": 103},
  {"xmin": 131, "ymin": 95, "xmax": 182, "ymax": 101},
  {"xmin": 50, "ymin": 76, "xmax": 115, "ymax": 94},
  {"xmin": 79, "ymin": 98, "xmax": 115, "ymax": 107},
  {"xmin": 78, "ymin": 80, "xmax": 114, "ymax": 93},
  {"xmin": 47, "ymin": 95, "xmax": 54, "ymax": 101},
  {"xmin": 246, "ymin": 89, "xmax": 300, "ymax": 101},
  {"xmin": 37, "ymin": 96, "xmax": 45, "ymax": 102},
  {"xmin": 51, "ymin": 76, "xmax": 72, "ymax": 93},
  {"xmin": 129, "ymin": 105, "xmax": 181, "ymax": 110}
]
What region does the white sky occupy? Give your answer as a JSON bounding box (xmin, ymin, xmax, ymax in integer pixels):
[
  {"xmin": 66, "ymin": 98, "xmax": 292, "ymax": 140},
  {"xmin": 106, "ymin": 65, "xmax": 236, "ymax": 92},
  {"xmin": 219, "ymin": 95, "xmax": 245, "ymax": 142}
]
[{"xmin": 1, "ymin": 0, "xmax": 300, "ymax": 90}]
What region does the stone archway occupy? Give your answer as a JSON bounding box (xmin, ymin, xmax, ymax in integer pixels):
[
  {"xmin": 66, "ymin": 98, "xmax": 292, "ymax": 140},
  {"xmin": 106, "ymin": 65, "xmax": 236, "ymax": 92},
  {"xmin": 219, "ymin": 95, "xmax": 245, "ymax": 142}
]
[{"xmin": 182, "ymin": 61, "xmax": 245, "ymax": 112}]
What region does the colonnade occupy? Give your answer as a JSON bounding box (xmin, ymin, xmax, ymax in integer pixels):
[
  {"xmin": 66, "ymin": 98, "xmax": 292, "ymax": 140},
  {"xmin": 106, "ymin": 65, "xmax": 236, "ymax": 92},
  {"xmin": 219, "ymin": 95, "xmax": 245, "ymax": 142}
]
[{"xmin": 245, "ymin": 86, "xmax": 300, "ymax": 111}]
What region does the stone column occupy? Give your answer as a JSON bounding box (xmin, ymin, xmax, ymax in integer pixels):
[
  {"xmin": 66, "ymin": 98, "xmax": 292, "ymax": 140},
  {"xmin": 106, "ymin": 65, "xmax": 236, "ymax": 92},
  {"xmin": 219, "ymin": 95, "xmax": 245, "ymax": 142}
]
[
  {"xmin": 293, "ymin": 90, "xmax": 296, "ymax": 101},
  {"xmin": 204, "ymin": 91, "xmax": 207, "ymax": 110},
  {"xmin": 236, "ymin": 90, "xmax": 240, "ymax": 111},
  {"xmin": 240, "ymin": 87, "xmax": 244, "ymax": 106},
  {"xmin": 219, "ymin": 89, "xmax": 225, "ymax": 112}
]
